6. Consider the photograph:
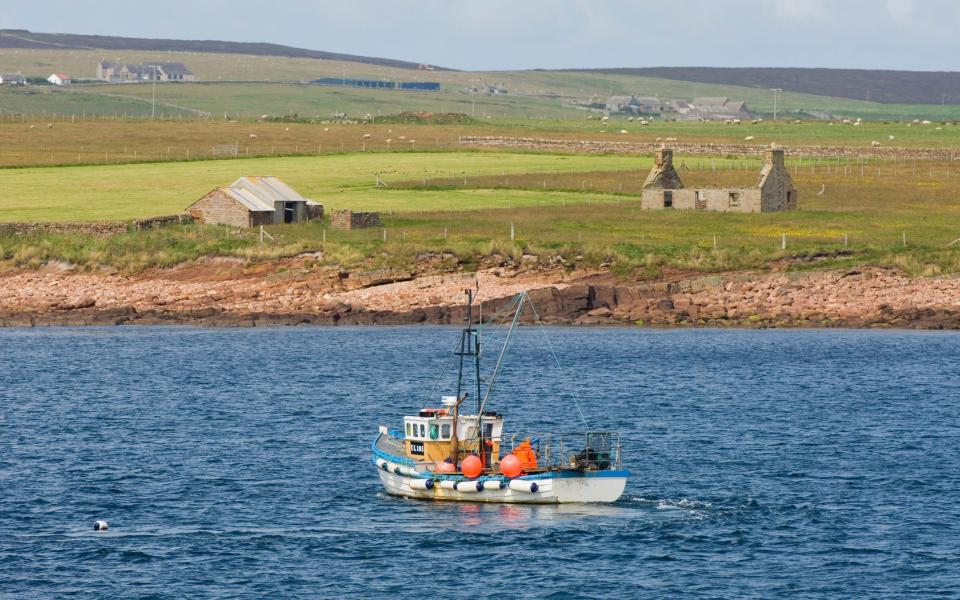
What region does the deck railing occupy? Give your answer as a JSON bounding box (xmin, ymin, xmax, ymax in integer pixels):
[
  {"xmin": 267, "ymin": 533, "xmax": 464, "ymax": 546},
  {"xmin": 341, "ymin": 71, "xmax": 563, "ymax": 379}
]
[{"xmin": 506, "ymin": 431, "xmax": 622, "ymax": 471}]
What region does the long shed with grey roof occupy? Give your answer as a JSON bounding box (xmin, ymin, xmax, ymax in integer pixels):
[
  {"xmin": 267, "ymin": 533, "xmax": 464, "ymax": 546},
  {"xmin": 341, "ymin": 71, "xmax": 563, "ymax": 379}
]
[{"xmin": 185, "ymin": 176, "xmax": 323, "ymax": 228}]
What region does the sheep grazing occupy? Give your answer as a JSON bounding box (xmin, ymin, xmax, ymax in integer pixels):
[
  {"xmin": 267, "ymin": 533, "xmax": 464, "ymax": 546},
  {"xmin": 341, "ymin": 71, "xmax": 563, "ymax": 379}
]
[
  {"xmin": 664, "ymin": 137, "xmax": 677, "ymax": 142},
  {"xmin": 29, "ymin": 124, "xmax": 35, "ymax": 129},
  {"xmin": 620, "ymin": 129, "xmax": 629, "ymax": 134},
  {"xmin": 47, "ymin": 123, "xmax": 53, "ymax": 129},
  {"xmin": 792, "ymin": 120, "xmax": 802, "ymax": 125},
  {"xmin": 362, "ymin": 133, "xmax": 371, "ymax": 139},
  {"xmin": 601, "ymin": 116, "xmax": 609, "ymax": 121},
  {"xmin": 888, "ymin": 135, "xmax": 896, "ymax": 141},
  {"xmin": 922, "ymin": 120, "xmax": 932, "ymax": 125},
  {"xmin": 871, "ymin": 140, "xmax": 882, "ymax": 147},
  {"xmin": 249, "ymin": 133, "xmax": 257, "ymax": 139},
  {"xmin": 744, "ymin": 135, "xmax": 755, "ymax": 141},
  {"xmin": 841, "ymin": 119, "xmax": 852, "ymax": 125}
]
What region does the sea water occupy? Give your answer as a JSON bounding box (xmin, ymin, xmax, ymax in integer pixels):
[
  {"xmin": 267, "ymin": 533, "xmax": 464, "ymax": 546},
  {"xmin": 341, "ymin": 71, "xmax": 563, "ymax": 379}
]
[{"xmin": 1, "ymin": 327, "xmax": 958, "ymax": 598}]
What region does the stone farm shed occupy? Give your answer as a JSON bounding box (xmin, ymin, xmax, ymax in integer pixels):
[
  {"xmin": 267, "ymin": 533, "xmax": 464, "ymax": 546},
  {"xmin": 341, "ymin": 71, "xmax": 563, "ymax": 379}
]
[
  {"xmin": 186, "ymin": 176, "xmax": 323, "ymax": 228},
  {"xmin": 641, "ymin": 147, "xmax": 797, "ymax": 213}
]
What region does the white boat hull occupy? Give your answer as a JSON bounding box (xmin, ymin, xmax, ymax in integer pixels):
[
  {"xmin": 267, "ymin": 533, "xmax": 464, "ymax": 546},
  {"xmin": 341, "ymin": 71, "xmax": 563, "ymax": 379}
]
[{"xmin": 376, "ymin": 468, "xmax": 628, "ymax": 504}]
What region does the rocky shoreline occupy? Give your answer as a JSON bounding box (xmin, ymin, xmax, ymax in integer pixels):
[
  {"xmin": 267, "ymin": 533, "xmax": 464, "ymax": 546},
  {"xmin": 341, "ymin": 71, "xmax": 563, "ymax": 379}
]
[{"xmin": 1, "ymin": 256, "xmax": 959, "ymax": 329}]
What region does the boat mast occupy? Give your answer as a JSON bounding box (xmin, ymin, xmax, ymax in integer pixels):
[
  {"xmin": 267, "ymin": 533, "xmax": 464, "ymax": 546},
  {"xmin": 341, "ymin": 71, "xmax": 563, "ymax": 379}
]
[{"xmin": 455, "ymin": 289, "xmax": 477, "ymax": 402}]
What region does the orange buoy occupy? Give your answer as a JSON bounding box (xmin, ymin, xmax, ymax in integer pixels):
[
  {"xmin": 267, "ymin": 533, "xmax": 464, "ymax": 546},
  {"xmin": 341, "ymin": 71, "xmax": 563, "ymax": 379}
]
[
  {"xmin": 436, "ymin": 460, "xmax": 456, "ymax": 474},
  {"xmin": 461, "ymin": 454, "xmax": 483, "ymax": 478},
  {"xmin": 499, "ymin": 453, "xmax": 522, "ymax": 478}
]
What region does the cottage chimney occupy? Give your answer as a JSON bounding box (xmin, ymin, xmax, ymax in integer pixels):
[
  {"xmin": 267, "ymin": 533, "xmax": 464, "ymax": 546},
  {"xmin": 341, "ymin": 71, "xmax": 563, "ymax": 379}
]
[
  {"xmin": 643, "ymin": 147, "xmax": 684, "ymax": 190},
  {"xmin": 655, "ymin": 148, "xmax": 673, "ymax": 167},
  {"xmin": 765, "ymin": 148, "xmax": 786, "ymax": 169}
]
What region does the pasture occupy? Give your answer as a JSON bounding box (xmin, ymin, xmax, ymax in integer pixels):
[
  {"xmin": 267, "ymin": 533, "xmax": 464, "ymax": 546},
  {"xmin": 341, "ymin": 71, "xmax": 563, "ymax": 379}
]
[
  {"xmin": 2, "ymin": 117, "xmax": 960, "ymax": 169},
  {"xmin": 1, "ymin": 144, "xmax": 958, "ymax": 276}
]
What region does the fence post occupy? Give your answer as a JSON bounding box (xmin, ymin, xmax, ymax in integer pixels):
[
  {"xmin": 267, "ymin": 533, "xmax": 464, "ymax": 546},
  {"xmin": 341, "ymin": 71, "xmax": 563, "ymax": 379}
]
[
  {"xmin": 510, "ymin": 223, "xmax": 515, "ymax": 241},
  {"xmin": 781, "ymin": 232, "xmax": 787, "ymax": 250}
]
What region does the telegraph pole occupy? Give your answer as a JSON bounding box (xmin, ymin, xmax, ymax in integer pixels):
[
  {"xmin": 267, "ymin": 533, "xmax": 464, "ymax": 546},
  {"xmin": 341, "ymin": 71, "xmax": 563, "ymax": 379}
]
[{"xmin": 770, "ymin": 88, "xmax": 782, "ymax": 121}]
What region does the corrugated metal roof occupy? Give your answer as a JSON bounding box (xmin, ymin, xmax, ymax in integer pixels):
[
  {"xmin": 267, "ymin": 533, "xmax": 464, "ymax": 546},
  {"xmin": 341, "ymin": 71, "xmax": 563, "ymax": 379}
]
[{"xmin": 187, "ymin": 176, "xmax": 320, "ymax": 214}]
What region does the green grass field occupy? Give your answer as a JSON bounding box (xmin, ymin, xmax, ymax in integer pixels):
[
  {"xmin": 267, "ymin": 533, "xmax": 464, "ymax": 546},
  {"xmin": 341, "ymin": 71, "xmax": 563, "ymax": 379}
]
[
  {"xmin": 1, "ymin": 148, "xmax": 958, "ymax": 277},
  {"xmin": 0, "ymin": 152, "xmax": 645, "ymax": 221}
]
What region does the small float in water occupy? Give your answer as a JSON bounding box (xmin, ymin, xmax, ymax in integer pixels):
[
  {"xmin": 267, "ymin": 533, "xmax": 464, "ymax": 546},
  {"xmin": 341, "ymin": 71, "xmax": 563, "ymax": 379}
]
[{"xmin": 373, "ymin": 290, "xmax": 628, "ymax": 504}]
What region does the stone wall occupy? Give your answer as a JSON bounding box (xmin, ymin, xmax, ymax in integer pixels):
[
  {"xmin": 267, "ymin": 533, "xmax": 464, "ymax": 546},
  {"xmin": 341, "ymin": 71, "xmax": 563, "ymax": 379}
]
[
  {"xmin": 0, "ymin": 215, "xmax": 192, "ymax": 237},
  {"xmin": 186, "ymin": 189, "xmax": 253, "ymax": 228},
  {"xmin": 641, "ymin": 188, "xmax": 763, "ymax": 212},
  {"xmin": 331, "ymin": 210, "xmax": 383, "ymax": 230},
  {"xmin": 459, "ymin": 136, "xmax": 960, "ymax": 160}
]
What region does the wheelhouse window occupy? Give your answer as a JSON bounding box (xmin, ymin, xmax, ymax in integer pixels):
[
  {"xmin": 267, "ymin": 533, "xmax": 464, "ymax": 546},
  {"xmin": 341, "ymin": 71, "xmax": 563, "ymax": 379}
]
[
  {"xmin": 441, "ymin": 424, "xmax": 451, "ymax": 439},
  {"xmin": 419, "ymin": 423, "xmax": 426, "ymax": 438},
  {"xmin": 405, "ymin": 423, "xmax": 412, "ymax": 437}
]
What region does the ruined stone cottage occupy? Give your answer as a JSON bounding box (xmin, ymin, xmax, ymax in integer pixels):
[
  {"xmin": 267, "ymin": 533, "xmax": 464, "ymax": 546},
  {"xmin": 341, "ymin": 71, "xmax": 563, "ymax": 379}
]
[{"xmin": 641, "ymin": 147, "xmax": 797, "ymax": 213}]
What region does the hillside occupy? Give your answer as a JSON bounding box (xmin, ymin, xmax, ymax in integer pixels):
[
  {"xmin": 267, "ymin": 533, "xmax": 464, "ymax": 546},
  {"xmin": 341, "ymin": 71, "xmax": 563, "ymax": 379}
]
[
  {"xmin": 565, "ymin": 67, "xmax": 960, "ymax": 105},
  {"xmin": 0, "ymin": 29, "xmax": 448, "ymax": 72}
]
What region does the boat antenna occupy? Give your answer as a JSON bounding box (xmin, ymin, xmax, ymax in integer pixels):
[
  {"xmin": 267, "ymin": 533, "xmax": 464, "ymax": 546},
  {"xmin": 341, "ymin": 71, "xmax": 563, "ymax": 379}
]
[{"xmin": 476, "ymin": 290, "xmax": 526, "ymax": 418}]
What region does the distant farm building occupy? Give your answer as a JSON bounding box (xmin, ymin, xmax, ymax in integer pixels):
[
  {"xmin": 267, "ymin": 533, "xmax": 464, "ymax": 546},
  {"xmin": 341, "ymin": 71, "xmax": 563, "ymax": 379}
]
[
  {"xmin": 606, "ymin": 95, "xmax": 662, "ymax": 114},
  {"xmin": 690, "ymin": 97, "xmax": 752, "ymax": 120},
  {"xmin": 311, "ymin": 77, "xmax": 440, "ymax": 91},
  {"xmin": 331, "ymin": 210, "xmax": 383, "ymax": 230},
  {"xmin": 641, "ymin": 148, "xmax": 797, "ymax": 213},
  {"xmin": 97, "ymin": 60, "xmax": 194, "ymax": 82},
  {"xmin": 47, "ymin": 73, "xmax": 71, "ymax": 86},
  {"xmin": 0, "ymin": 73, "xmax": 26, "ymax": 85},
  {"xmin": 186, "ymin": 176, "xmax": 323, "ymax": 228}
]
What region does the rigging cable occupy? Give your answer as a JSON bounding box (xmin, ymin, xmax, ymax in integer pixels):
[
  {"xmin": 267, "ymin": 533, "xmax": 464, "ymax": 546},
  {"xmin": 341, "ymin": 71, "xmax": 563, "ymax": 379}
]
[{"xmin": 526, "ymin": 294, "xmax": 590, "ymax": 430}]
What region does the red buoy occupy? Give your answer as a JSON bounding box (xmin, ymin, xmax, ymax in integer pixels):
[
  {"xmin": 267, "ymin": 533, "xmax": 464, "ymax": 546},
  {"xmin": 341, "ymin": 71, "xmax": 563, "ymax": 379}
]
[
  {"xmin": 461, "ymin": 454, "xmax": 483, "ymax": 478},
  {"xmin": 499, "ymin": 453, "xmax": 522, "ymax": 478},
  {"xmin": 436, "ymin": 460, "xmax": 456, "ymax": 474}
]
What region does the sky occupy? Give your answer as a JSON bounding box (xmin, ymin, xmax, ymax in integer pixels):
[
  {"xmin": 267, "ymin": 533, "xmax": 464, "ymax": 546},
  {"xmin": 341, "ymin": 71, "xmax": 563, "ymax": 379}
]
[{"xmin": 2, "ymin": 0, "xmax": 960, "ymax": 72}]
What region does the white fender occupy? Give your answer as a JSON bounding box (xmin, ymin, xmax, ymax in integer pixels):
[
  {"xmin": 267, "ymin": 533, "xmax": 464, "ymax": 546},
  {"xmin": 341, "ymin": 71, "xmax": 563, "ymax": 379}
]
[
  {"xmin": 439, "ymin": 480, "xmax": 457, "ymax": 490},
  {"xmin": 409, "ymin": 478, "xmax": 434, "ymax": 490},
  {"xmin": 481, "ymin": 479, "xmax": 504, "ymax": 490},
  {"xmin": 508, "ymin": 479, "xmax": 540, "ymax": 493},
  {"xmin": 455, "ymin": 480, "xmax": 481, "ymax": 493}
]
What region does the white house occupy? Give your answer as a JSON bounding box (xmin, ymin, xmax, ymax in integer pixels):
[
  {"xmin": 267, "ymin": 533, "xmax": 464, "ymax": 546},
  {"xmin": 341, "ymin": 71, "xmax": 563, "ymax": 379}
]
[
  {"xmin": 47, "ymin": 73, "xmax": 71, "ymax": 86},
  {"xmin": 0, "ymin": 73, "xmax": 27, "ymax": 86}
]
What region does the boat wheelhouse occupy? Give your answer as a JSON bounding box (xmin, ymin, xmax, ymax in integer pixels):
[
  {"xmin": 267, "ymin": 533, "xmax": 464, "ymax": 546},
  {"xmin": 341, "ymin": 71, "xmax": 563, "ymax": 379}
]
[{"xmin": 372, "ymin": 290, "xmax": 629, "ymax": 504}]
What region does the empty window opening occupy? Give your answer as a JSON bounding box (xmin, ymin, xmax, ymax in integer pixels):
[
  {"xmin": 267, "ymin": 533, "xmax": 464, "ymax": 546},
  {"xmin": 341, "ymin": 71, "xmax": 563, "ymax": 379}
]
[
  {"xmin": 728, "ymin": 192, "xmax": 740, "ymax": 207},
  {"xmin": 284, "ymin": 202, "xmax": 296, "ymax": 223},
  {"xmin": 695, "ymin": 191, "xmax": 706, "ymax": 210},
  {"xmin": 663, "ymin": 191, "xmax": 673, "ymax": 208}
]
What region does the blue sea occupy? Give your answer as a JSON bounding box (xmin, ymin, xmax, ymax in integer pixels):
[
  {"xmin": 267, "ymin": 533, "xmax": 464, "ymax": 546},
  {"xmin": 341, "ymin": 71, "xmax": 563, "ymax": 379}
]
[{"xmin": 1, "ymin": 326, "xmax": 958, "ymax": 598}]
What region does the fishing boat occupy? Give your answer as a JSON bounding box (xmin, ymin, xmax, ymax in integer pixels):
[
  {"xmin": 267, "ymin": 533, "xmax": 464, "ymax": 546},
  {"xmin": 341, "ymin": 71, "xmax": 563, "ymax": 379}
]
[{"xmin": 372, "ymin": 290, "xmax": 628, "ymax": 504}]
